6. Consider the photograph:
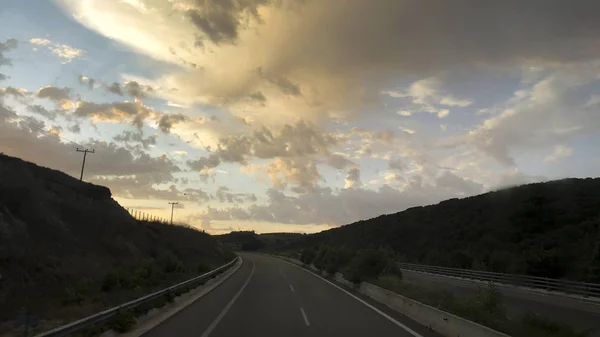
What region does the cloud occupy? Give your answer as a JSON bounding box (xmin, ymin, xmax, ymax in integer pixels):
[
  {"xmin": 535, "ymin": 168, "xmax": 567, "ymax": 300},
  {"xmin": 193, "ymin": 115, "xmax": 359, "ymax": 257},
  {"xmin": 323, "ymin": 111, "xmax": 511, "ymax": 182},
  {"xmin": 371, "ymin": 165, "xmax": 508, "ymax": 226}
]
[
  {"xmin": 186, "ymin": 0, "xmax": 268, "ymax": 45},
  {"xmin": 37, "ymin": 86, "xmax": 71, "ymax": 102},
  {"xmin": 188, "ymin": 154, "xmax": 221, "ymax": 171},
  {"xmin": 462, "ymin": 64, "xmax": 600, "ymax": 166},
  {"xmin": 27, "ymin": 104, "xmax": 57, "ymax": 120},
  {"xmin": 215, "ymin": 186, "xmax": 257, "ymax": 204},
  {"xmin": 0, "ymin": 87, "xmax": 29, "ymax": 100},
  {"xmin": 194, "ymin": 171, "xmax": 487, "ymax": 227},
  {"xmin": 262, "ymin": 157, "xmax": 321, "ymax": 193},
  {"xmin": 48, "ymin": 125, "xmax": 62, "ymax": 137},
  {"xmin": 544, "ymin": 145, "xmax": 573, "ymax": 163},
  {"xmin": 105, "ymin": 80, "xmax": 154, "ymax": 99},
  {"xmin": 0, "ymin": 103, "xmax": 180, "ymax": 185},
  {"xmin": 435, "ymin": 171, "xmax": 484, "ymax": 196},
  {"xmin": 113, "ymin": 129, "xmax": 157, "ymax": 150},
  {"xmin": 0, "ymin": 38, "xmax": 18, "ymax": 67},
  {"xmin": 56, "ymin": 0, "xmax": 600, "ymax": 124},
  {"xmin": 157, "ymin": 113, "xmax": 188, "ymax": 133},
  {"xmin": 187, "ymin": 120, "xmax": 342, "ymax": 171},
  {"xmin": 0, "ymin": 102, "xmax": 188, "ymax": 205},
  {"xmin": 30, "ymin": 38, "xmax": 86, "ymax": 64},
  {"xmin": 437, "ymin": 109, "xmax": 449, "ymax": 119},
  {"xmin": 68, "ymin": 123, "xmax": 81, "ymax": 133},
  {"xmin": 388, "ymin": 158, "xmax": 405, "ymax": 171},
  {"xmin": 78, "ymin": 75, "xmax": 96, "ymax": 90},
  {"xmin": 493, "ymin": 169, "xmax": 547, "ymax": 190},
  {"xmin": 386, "ymin": 77, "xmax": 470, "ymax": 119},
  {"xmin": 73, "ymin": 100, "xmax": 154, "ymax": 127},
  {"xmin": 344, "ymin": 167, "xmax": 361, "ymax": 189}
]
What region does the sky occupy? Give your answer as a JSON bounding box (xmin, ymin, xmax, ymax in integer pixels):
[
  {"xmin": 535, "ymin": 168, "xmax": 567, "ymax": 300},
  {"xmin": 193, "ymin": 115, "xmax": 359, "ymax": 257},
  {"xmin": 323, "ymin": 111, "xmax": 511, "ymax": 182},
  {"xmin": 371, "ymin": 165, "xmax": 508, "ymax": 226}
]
[{"xmin": 0, "ymin": 0, "xmax": 599, "ymax": 234}]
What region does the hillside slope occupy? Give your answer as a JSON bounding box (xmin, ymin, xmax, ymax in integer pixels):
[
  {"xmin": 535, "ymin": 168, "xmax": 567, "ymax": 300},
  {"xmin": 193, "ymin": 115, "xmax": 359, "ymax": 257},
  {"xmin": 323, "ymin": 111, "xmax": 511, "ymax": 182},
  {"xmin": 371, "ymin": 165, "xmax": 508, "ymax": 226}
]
[
  {"xmin": 282, "ymin": 179, "xmax": 600, "ymax": 282},
  {"xmin": 0, "ymin": 154, "xmax": 232, "ymax": 332}
]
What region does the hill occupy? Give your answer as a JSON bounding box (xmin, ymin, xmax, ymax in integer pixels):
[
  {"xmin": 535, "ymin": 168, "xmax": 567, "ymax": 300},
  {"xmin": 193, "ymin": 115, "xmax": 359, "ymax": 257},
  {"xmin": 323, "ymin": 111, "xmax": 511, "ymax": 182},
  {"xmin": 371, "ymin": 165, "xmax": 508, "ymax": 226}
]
[
  {"xmin": 267, "ymin": 178, "xmax": 600, "ymax": 282},
  {"xmin": 0, "ymin": 154, "xmax": 234, "ymax": 333}
]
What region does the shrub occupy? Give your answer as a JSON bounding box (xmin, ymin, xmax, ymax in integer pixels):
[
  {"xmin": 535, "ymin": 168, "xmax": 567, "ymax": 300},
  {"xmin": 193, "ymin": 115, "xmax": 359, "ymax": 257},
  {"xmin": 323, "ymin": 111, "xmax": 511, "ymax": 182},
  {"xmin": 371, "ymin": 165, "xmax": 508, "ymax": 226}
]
[
  {"xmin": 322, "ymin": 246, "xmax": 354, "ymax": 274},
  {"xmin": 300, "ymin": 248, "xmax": 317, "ymax": 265},
  {"xmin": 61, "ymin": 286, "xmax": 84, "ymax": 306},
  {"xmin": 312, "ymin": 246, "xmax": 330, "ymax": 270},
  {"xmin": 101, "ymin": 272, "xmax": 120, "ymax": 292},
  {"xmin": 108, "ymin": 311, "xmax": 136, "ymax": 333},
  {"xmin": 343, "ymin": 248, "xmax": 396, "ymax": 284},
  {"xmin": 161, "ymin": 253, "xmax": 184, "ymax": 274},
  {"xmin": 197, "ymin": 261, "xmax": 211, "ymax": 274}
]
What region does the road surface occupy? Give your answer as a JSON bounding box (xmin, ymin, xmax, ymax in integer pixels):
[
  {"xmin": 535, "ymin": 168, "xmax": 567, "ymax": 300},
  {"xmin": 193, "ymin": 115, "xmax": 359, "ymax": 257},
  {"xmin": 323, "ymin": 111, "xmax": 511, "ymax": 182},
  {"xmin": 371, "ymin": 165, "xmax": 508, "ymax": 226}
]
[{"xmin": 142, "ymin": 253, "xmax": 441, "ymax": 337}]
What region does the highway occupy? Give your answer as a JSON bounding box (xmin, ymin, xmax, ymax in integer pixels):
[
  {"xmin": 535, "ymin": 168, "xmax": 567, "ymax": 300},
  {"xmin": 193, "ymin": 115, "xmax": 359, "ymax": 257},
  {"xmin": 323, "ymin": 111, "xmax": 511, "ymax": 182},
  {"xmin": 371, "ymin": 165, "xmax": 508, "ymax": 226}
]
[{"xmin": 142, "ymin": 253, "xmax": 441, "ymax": 337}]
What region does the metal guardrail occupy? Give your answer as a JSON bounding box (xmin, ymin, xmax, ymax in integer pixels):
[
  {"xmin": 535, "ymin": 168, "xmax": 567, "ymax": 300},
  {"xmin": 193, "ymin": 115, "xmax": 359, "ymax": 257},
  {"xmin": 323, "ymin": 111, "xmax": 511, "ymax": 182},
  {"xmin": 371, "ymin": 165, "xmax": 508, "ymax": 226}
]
[
  {"xmin": 397, "ymin": 262, "xmax": 600, "ymax": 299},
  {"xmin": 35, "ymin": 257, "xmax": 239, "ymax": 337}
]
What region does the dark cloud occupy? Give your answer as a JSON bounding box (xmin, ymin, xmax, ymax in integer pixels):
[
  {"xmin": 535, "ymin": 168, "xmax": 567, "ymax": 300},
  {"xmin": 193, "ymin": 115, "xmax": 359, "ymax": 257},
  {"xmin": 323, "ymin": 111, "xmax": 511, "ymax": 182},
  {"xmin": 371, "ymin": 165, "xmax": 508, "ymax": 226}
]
[
  {"xmin": 249, "ymin": 91, "xmax": 266, "ymax": 103},
  {"xmin": 105, "ymin": 81, "xmax": 153, "ymax": 99},
  {"xmin": 27, "ymin": 105, "xmax": 57, "ymax": 121},
  {"xmin": 0, "ymin": 87, "xmax": 29, "ymax": 101},
  {"xmin": 106, "ymin": 82, "xmax": 123, "ymax": 96},
  {"xmin": 113, "ymin": 130, "xmax": 157, "ymax": 150},
  {"xmin": 215, "ymin": 186, "xmax": 257, "ymax": 204},
  {"xmin": 326, "ymin": 154, "xmax": 355, "ymax": 170},
  {"xmin": 77, "ymin": 75, "xmax": 95, "ymax": 90},
  {"xmin": 188, "ymin": 153, "xmax": 221, "ymax": 171},
  {"xmin": 187, "ymin": 0, "xmax": 268, "ymax": 44},
  {"xmin": 344, "ymin": 167, "xmax": 361, "ymax": 189},
  {"xmin": 0, "ymin": 38, "xmax": 17, "ymax": 66},
  {"xmin": 37, "ymin": 86, "xmax": 71, "ymax": 102},
  {"xmin": 74, "ymin": 101, "xmax": 153, "ymax": 128},
  {"xmin": 157, "ymin": 113, "xmax": 188, "ymax": 133},
  {"xmin": 68, "ymin": 123, "xmax": 81, "ymax": 133},
  {"xmin": 388, "ymin": 158, "xmax": 405, "ymax": 171},
  {"xmin": 124, "ymin": 81, "xmax": 153, "ymax": 98}
]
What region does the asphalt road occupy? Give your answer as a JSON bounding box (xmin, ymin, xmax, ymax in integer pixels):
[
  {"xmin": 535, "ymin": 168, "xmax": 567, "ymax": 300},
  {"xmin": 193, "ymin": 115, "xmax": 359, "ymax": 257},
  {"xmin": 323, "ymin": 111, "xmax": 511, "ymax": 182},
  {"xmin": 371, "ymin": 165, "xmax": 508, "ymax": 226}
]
[{"xmin": 142, "ymin": 253, "xmax": 442, "ymax": 337}]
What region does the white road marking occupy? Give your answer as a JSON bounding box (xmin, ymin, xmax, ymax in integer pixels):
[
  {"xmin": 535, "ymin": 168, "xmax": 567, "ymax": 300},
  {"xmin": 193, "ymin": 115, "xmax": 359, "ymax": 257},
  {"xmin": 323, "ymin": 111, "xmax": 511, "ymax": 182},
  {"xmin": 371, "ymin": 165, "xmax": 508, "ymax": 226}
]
[
  {"xmin": 280, "ymin": 259, "xmax": 424, "ymax": 337},
  {"xmin": 300, "ymin": 307, "xmax": 310, "ymax": 326},
  {"xmin": 200, "ymin": 262, "xmax": 256, "ymax": 337},
  {"xmin": 289, "ymin": 284, "xmax": 295, "ymax": 292}
]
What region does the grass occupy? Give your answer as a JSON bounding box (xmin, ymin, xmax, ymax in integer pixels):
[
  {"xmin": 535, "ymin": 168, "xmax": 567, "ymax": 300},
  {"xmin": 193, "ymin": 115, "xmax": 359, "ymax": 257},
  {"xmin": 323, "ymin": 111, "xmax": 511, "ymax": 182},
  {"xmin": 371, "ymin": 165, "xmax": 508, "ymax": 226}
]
[{"xmin": 374, "ymin": 275, "xmax": 591, "ymax": 337}]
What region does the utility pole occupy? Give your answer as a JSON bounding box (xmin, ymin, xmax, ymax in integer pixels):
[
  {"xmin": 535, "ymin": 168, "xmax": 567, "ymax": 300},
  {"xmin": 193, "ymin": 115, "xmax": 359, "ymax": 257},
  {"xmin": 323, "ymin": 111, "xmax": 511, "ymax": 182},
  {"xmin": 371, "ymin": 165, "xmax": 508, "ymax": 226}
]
[
  {"xmin": 76, "ymin": 148, "xmax": 94, "ymax": 181},
  {"xmin": 168, "ymin": 202, "xmax": 179, "ymax": 225}
]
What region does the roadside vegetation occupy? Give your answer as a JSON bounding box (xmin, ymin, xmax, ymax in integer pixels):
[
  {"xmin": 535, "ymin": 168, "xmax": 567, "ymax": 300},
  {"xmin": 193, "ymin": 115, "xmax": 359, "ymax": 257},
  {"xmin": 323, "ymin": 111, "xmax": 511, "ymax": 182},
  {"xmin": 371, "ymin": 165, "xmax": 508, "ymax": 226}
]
[
  {"xmin": 0, "ymin": 154, "xmax": 235, "ymax": 336},
  {"xmin": 300, "ymin": 245, "xmax": 403, "ymax": 283},
  {"xmin": 298, "ymin": 244, "xmax": 590, "ymax": 337},
  {"xmin": 375, "ymin": 276, "xmax": 591, "ymax": 337}
]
